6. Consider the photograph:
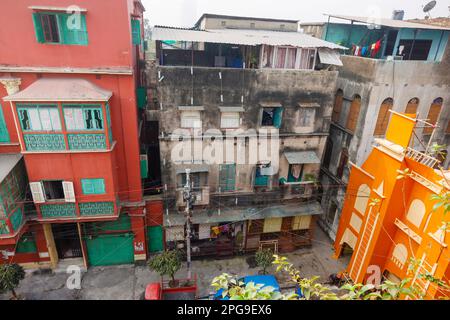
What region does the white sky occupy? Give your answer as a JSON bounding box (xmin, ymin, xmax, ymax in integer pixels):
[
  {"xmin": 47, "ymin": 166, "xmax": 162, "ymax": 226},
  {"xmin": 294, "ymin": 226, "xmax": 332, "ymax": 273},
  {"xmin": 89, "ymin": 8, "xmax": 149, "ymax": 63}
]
[{"xmin": 142, "ymin": 0, "xmax": 450, "ymax": 27}]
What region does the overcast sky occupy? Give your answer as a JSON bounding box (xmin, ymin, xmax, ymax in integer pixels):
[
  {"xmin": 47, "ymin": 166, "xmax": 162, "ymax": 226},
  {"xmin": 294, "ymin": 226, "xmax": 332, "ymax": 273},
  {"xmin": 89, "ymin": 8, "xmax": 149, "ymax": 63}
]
[{"xmin": 141, "ymin": 0, "xmax": 450, "ymax": 27}]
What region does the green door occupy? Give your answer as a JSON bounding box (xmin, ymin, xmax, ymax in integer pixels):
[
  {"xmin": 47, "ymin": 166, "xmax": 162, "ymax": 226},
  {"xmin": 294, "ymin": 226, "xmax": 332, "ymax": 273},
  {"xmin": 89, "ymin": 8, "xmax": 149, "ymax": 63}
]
[
  {"xmin": 147, "ymin": 226, "xmax": 164, "ymax": 253},
  {"xmin": 0, "ymin": 105, "xmax": 10, "ymax": 143},
  {"xmin": 219, "ymin": 163, "xmax": 236, "ymax": 192},
  {"xmin": 85, "ymin": 233, "xmax": 134, "ymax": 266}
]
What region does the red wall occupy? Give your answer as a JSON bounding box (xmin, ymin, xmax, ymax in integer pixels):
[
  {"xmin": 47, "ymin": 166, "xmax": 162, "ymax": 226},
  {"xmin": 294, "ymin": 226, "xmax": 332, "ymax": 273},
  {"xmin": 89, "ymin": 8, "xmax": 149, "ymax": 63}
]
[
  {"xmin": 5, "ymin": 72, "xmax": 143, "ymax": 203},
  {"xmin": 0, "ymin": 0, "xmax": 137, "ymax": 69}
]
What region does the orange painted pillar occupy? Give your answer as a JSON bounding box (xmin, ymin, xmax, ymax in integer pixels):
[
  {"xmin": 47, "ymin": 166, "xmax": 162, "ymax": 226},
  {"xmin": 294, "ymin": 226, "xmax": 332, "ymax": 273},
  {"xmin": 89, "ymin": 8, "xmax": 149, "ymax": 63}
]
[
  {"xmin": 129, "ymin": 207, "xmax": 147, "ymax": 262},
  {"xmin": 34, "ymin": 224, "xmax": 52, "ymax": 264}
]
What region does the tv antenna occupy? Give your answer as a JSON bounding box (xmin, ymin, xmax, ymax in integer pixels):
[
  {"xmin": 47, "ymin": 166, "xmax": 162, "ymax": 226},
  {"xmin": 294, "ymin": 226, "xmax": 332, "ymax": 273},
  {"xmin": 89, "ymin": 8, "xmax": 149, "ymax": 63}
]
[{"xmin": 423, "ymin": 1, "xmax": 437, "ymax": 19}]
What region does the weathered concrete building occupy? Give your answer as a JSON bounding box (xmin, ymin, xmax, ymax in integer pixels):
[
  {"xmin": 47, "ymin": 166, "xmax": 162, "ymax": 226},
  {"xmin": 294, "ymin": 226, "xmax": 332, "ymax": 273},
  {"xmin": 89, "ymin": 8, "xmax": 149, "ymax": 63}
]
[
  {"xmin": 301, "ymin": 15, "xmax": 450, "ymax": 240},
  {"xmin": 145, "ymin": 14, "xmax": 345, "ymax": 257}
]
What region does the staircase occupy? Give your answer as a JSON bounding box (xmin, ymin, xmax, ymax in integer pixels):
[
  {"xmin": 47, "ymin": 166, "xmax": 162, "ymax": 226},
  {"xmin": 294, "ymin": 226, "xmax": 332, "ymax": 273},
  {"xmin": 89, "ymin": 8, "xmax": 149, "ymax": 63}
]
[{"xmin": 349, "ymin": 208, "xmax": 379, "ymax": 282}]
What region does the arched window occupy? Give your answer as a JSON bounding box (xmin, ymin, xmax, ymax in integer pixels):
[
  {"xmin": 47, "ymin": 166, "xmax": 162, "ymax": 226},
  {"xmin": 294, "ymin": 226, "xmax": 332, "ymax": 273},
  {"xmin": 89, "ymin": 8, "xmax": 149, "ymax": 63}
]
[
  {"xmin": 354, "ymin": 184, "xmax": 370, "ymax": 215},
  {"xmin": 406, "ymin": 199, "xmax": 426, "ymax": 228},
  {"xmin": 346, "ymin": 95, "xmax": 361, "ymax": 132},
  {"xmin": 336, "ymin": 148, "xmax": 348, "ymax": 180},
  {"xmin": 374, "ymin": 98, "xmax": 393, "ymax": 136},
  {"xmin": 405, "ymin": 97, "xmax": 419, "ymax": 115},
  {"xmin": 391, "ymin": 243, "xmax": 408, "ymax": 269},
  {"xmin": 332, "ymin": 89, "xmax": 343, "ymax": 123},
  {"xmin": 423, "ymin": 98, "xmax": 443, "ymax": 134}
]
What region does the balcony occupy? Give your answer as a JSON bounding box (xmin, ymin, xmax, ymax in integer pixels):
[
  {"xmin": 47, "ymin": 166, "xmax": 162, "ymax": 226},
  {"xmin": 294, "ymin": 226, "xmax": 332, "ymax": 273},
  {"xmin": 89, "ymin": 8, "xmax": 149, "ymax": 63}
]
[
  {"xmin": 0, "ymin": 207, "xmax": 25, "ymax": 238},
  {"xmin": 176, "ymin": 186, "xmax": 210, "ymax": 208},
  {"xmin": 281, "ymin": 181, "xmax": 316, "ymax": 200},
  {"xmin": 37, "ymin": 201, "xmax": 117, "ymax": 220}
]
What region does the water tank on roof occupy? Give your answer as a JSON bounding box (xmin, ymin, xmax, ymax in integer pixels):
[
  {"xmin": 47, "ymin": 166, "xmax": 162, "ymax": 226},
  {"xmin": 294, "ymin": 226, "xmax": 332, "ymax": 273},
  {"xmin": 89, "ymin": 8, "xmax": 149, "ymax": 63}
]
[{"xmin": 392, "ymin": 10, "xmax": 405, "ymax": 20}]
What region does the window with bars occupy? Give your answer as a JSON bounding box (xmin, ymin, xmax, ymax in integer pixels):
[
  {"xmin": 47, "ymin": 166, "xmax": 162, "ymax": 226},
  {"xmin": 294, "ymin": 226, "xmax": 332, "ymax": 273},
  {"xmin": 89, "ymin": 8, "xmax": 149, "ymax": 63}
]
[
  {"xmin": 63, "ymin": 105, "xmax": 104, "ymax": 131},
  {"xmin": 32, "ymin": 12, "xmax": 88, "ymax": 45},
  {"xmin": 17, "ymin": 105, "xmax": 61, "ymax": 131}
]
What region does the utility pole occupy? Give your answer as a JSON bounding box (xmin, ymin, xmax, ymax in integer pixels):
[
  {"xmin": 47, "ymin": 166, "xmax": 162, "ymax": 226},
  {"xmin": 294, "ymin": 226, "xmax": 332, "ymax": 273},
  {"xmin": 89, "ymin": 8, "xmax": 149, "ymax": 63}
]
[{"xmin": 183, "ymin": 169, "xmax": 194, "ymax": 279}]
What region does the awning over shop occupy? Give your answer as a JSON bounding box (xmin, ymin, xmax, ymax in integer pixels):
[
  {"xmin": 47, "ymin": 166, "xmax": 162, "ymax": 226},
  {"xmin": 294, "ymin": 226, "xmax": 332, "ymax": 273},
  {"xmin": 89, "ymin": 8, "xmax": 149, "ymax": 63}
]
[
  {"xmin": 284, "ymin": 151, "xmax": 320, "ymax": 164},
  {"xmin": 318, "ymin": 48, "xmax": 343, "ymax": 66},
  {"xmin": 3, "ymin": 78, "xmax": 112, "ymax": 102},
  {"xmin": 175, "ymin": 165, "xmax": 209, "ymax": 174},
  {"xmin": 164, "ymin": 202, "xmax": 323, "ymax": 226}
]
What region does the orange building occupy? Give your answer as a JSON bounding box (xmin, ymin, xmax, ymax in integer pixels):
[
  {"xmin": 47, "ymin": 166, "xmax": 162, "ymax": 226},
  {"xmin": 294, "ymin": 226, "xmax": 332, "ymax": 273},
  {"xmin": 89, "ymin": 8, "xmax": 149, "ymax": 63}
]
[{"xmin": 334, "ymin": 111, "xmax": 450, "ymax": 299}]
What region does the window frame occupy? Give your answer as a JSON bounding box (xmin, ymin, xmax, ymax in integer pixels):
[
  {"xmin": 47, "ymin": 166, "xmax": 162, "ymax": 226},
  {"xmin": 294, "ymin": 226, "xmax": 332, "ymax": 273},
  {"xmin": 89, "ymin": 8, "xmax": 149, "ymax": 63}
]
[
  {"xmin": 63, "ymin": 104, "xmax": 104, "ymax": 132},
  {"xmin": 81, "ymin": 178, "xmax": 106, "ymax": 195},
  {"xmin": 17, "ymin": 104, "xmax": 62, "ymax": 132},
  {"xmin": 220, "ymin": 112, "xmax": 240, "ymax": 129},
  {"xmin": 181, "ymin": 110, "xmax": 202, "ymax": 129},
  {"xmin": 32, "ymin": 11, "xmax": 88, "ymax": 46}
]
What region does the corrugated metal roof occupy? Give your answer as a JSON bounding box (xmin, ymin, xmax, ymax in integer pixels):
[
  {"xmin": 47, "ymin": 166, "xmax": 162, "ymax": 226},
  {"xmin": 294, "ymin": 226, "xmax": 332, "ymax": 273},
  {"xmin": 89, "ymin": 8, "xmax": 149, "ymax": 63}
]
[
  {"xmin": 4, "ymin": 78, "xmax": 112, "ymax": 102},
  {"xmin": 0, "ymin": 154, "xmax": 22, "ymax": 183},
  {"xmin": 164, "ymin": 202, "xmax": 323, "ymax": 226},
  {"xmin": 326, "ymin": 14, "xmax": 450, "ymax": 31},
  {"xmin": 151, "ymin": 26, "xmax": 347, "ymax": 49},
  {"xmin": 284, "ymin": 151, "xmax": 321, "ymax": 164},
  {"xmin": 318, "ymin": 48, "xmax": 343, "ymax": 66}
]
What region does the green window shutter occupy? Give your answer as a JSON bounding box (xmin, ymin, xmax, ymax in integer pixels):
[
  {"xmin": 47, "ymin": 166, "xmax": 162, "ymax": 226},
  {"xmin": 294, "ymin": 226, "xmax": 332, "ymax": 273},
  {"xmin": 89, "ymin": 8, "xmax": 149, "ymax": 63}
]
[
  {"xmin": 136, "ymin": 87, "xmax": 147, "ymax": 109},
  {"xmin": 140, "ymin": 155, "xmax": 148, "ymax": 179},
  {"xmin": 219, "ymin": 164, "xmax": 236, "ymax": 191},
  {"xmin": 81, "ymin": 178, "xmax": 105, "ymax": 194},
  {"xmin": 106, "ymin": 103, "xmax": 113, "ymax": 143},
  {"xmin": 273, "ymin": 107, "xmax": 283, "ymax": 128},
  {"xmin": 131, "ymin": 19, "xmax": 141, "ymax": 45},
  {"xmin": 59, "ymin": 13, "xmax": 88, "ymax": 45},
  {"xmin": 0, "ymin": 105, "xmax": 10, "ymax": 143},
  {"xmin": 32, "ymin": 13, "xmax": 45, "ymax": 43}
]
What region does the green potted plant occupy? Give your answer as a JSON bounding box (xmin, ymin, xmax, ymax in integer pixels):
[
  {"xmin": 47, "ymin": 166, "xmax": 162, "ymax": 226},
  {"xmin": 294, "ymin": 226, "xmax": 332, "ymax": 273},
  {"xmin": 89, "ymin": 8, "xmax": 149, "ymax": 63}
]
[
  {"xmin": 255, "ymin": 248, "xmax": 274, "ymax": 275},
  {"xmin": 0, "ymin": 263, "xmax": 25, "ymax": 300},
  {"xmin": 148, "ymin": 250, "xmax": 182, "ymax": 288}
]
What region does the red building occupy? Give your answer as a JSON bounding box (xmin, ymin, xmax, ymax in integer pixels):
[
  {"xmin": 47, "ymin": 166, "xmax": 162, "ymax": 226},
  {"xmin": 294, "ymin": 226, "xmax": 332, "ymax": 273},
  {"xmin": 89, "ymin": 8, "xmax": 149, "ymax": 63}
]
[{"xmin": 0, "ymin": 0, "xmax": 154, "ymax": 268}]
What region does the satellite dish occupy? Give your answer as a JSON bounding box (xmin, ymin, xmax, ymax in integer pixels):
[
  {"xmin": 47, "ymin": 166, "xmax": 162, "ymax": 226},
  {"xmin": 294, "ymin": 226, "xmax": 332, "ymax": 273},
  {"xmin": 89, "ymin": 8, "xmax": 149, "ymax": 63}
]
[{"xmin": 423, "ymin": 1, "xmax": 437, "ymax": 17}]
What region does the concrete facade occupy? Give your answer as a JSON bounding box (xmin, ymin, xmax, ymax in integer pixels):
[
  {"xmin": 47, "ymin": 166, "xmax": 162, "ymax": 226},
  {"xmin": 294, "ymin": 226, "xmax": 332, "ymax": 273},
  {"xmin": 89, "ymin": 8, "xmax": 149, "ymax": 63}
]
[{"xmin": 319, "ymin": 47, "xmax": 450, "ymax": 240}]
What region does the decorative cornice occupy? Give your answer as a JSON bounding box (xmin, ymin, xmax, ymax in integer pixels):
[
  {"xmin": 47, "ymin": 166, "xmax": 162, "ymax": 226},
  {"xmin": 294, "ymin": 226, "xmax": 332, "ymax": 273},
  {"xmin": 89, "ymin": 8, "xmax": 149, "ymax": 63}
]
[{"xmin": 0, "ymin": 77, "xmax": 21, "ymax": 95}]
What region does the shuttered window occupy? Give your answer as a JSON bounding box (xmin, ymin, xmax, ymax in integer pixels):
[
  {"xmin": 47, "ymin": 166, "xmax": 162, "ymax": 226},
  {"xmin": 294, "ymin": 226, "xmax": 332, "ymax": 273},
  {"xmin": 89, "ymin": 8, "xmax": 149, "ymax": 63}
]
[
  {"xmin": 181, "ymin": 111, "xmax": 201, "ymax": 128},
  {"xmin": 81, "ymin": 178, "xmax": 106, "ymax": 195},
  {"xmin": 292, "ymin": 215, "xmax": 312, "ymax": 230},
  {"xmin": 423, "ymin": 98, "xmax": 443, "ymax": 134},
  {"xmin": 374, "ymin": 98, "xmax": 393, "ymax": 136},
  {"xmin": 0, "ymin": 105, "xmax": 10, "ymax": 143},
  {"xmin": 405, "ymin": 98, "xmax": 419, "ymax": 115},
  {"xmin": 219, "ymin": 163, "xmax": 236, "ymax": 192},
  {"xmin": 346, "ymin": 96, "xmax": 361, "ymax": 132},
  {"xmin": 64, "ymin": 105, "xmax": 104, "ymax": 131},
  {"xmin": 32, "ymin": 12, "xmax": 88, "ymax": 45},
  {"xmin": 220, "ymin": 112, "xmax": 240, "ymax": 128},
  {"xmin": 263, "ymin": 218, "xmax": 282, "ymax": 233},
  {"xmin": 131, "ymin": 19, "xmax": 141, "ymax": 45},
  {"xmin": 332, "ymin": 90, "xmax": 343, "ymax": 123},
  {"xmin": 17, "ymin": 105, "xmax": 61, "ymax": 131}
]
